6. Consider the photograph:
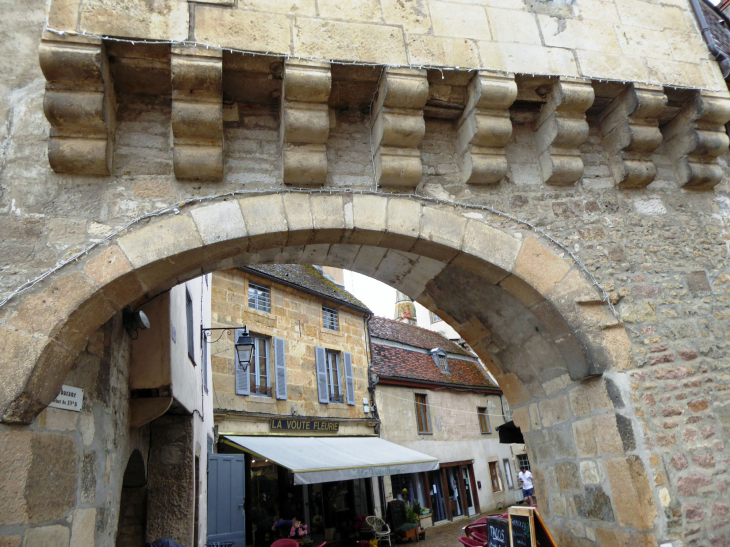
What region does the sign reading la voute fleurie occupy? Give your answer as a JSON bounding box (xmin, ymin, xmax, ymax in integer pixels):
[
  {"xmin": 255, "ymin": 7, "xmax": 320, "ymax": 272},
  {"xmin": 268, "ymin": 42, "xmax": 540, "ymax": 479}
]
[{"xmin": 270, "ymin": 418, "xmax": 339, "ymax": 432}]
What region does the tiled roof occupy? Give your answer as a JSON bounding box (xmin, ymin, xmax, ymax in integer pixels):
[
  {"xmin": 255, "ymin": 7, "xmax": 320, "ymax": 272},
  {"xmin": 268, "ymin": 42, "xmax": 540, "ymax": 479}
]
[
  {"xmin": 241, "ymin": 265, "xmax": 370, "ymax": 313},
  {"xmin": 371, "ymin": 343, "xmax": 497, "ymax": 389},
  {"xmin": 701, "ymin": 0, "xmax": 730, "ymax": 59},
  {"xmin": 369, "ymin": 316, "xmax": 471, "ymax": 356}
]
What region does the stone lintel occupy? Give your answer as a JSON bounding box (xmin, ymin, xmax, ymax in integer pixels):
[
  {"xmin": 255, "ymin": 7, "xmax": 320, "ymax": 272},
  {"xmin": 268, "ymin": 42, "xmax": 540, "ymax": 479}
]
[
  {"xmin": 662, "ymin": 91, "xmax": 730, "ymax": 190},
  {"xmin": 533, "ymin": 77, "xmax": 594, "ymax": 186},
  {"xmin": 455, "ymin": 71, "xmax": 517, "ymax": 184},
  {"xmin": 39, "ymin": 38, "xmax": 116, "ymax": 176},
  {"xmin": 600, "ymin": 84, "xmax": 667, "ymax": 189},
  {"xmin": 171, "ymin": 46, "xmax": 223, "ymax": 181},
  {"xmin": 372, "ymin": 67, "xmax": 428, "ymax": 188},
  {"xmin": 281, "ymin": 59, "xmax": 332, "ymax": 186}
]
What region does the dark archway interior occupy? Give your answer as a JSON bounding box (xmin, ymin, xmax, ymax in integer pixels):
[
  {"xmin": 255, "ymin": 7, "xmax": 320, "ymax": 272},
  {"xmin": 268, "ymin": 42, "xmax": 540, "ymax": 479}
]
[{"xmin": 116, "ymin": 449, "xmax": 148, "ymax": 547}]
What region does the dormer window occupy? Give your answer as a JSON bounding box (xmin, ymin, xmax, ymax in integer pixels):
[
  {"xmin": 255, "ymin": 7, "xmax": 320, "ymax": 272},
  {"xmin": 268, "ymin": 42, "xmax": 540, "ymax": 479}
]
[{"xmin": 429, "ymin": 348, "xmax": 449, "ymax": 373}]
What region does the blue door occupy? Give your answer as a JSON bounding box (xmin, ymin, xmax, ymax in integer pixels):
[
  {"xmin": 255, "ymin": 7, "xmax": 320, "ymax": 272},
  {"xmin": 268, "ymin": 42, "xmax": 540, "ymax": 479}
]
[{"xmin": 207, "ymin": 454, "xmax": 246, "ymax": 546}]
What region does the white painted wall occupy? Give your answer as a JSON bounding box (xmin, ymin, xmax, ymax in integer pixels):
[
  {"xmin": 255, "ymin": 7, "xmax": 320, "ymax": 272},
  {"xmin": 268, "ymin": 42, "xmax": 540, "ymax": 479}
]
[
  {"xmin": 170, "ymin": 275, "xmax": 215, "ymax": 547},
  {"xmin": 375, "ymin": 385, "xmax": 519, "ymax": 513}
]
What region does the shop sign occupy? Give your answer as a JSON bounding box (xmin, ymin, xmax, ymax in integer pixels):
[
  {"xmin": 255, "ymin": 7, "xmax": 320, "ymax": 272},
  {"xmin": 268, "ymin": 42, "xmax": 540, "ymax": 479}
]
[
  {"xmin": 48, "ymin": 385, "xmax": 84, "ymax": 412},
  {"xmin": 270, "ymin": 418, "xmax": 339, "ymax": 433}
]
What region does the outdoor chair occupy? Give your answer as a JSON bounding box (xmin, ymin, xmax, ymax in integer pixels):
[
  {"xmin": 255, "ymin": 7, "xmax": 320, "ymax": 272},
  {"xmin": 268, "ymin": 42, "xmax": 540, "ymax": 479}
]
[
  {"xmin": 471, "ymin": 531, "xmax": 487, "ymax": 543},
  {"xmin": 458, "ymin": 537, "xmax": 485, "ymax": 547},
  {"xmin": 365, "ymin": 516, "xmax": 392, "ymax": 546},
  {"xmin": 270, "ymin": 540, "xmax": 299, "ymax": 547}
]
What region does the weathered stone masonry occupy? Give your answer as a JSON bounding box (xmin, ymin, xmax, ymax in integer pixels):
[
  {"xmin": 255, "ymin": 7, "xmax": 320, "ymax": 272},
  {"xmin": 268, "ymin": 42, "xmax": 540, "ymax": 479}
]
[{"xmin": 2, "ymin": 1, "xmax": 730, "ymax": 546}]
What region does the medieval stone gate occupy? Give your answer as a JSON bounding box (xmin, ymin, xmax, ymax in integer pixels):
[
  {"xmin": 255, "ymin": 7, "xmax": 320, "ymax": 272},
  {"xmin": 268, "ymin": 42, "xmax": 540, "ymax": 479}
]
[{"xmin": 1, "ymin": 1, "xmax": 730, "ymax": 546}]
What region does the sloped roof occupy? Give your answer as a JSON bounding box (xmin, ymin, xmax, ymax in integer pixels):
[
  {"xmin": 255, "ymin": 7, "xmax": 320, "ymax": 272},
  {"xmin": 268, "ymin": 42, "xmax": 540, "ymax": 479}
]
[
  {"xmin": 369, "ymin": 316, "xmax": 471, "ymax": 356},
  {"xmin": 701, "ymin": 0, "xmax": 730, "ymax": 58},
  {"xmin": 371, "ymin": 343, "xmax": 497, "ymax": 389},
  {"xmin": 240, "ymin": 265, "xmax": 370, "ymax": 313}
]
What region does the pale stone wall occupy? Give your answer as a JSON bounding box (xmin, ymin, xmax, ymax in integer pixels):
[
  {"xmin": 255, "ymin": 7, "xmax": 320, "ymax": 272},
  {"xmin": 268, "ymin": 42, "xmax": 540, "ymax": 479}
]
[
  {"xmin": 210, "ymin": 269, "xmax": 371, "ymax": 421},
  {"xmin": 45, "ymin": 0, "xmax": 725, "ymax": 90},
  {"xmin": 375, "ymin": 385, "xmax": 517, "ymax": 512}
]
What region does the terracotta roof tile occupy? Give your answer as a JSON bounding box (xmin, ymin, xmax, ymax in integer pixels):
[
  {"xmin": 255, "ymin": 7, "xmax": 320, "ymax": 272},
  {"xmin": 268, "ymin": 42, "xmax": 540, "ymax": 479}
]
[
  {"xmin": 369, "ymin": 316, "xmax": 472, "ymax": 356},
  {"xmin": 371, "ymin": 343, "xmax": 496, "ymax": 388}
]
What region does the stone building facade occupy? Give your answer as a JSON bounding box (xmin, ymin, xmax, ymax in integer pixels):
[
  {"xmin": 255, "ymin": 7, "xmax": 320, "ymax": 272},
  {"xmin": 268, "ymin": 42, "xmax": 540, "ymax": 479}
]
[
  {"xmin": 369, "ymin": 316, "xmax": 518, "ymax": 518},
  {"xmin": 1, "ymin": 1, "xmax": 730, "ymax": 547}
]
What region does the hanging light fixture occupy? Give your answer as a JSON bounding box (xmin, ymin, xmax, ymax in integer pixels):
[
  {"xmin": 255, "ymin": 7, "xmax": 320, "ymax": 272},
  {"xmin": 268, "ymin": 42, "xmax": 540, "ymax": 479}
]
[
  {"xmin": 233, "ymin": 327, "xmax": 255, "ymax": 371},
  {"xmin": 202, "ymin": 325, "xmax": 256, "ymax": 370}
]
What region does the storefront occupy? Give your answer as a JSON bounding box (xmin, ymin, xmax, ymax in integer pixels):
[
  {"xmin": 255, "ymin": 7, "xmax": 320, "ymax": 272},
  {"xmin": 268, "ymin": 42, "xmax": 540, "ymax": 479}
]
[
  {"xmin": 219, "ymin": 435, "xmax": 439, "ymax": 546},
  {"xmin": 389, "ymin": 460, "xmax": 480, "ymax": 525}
]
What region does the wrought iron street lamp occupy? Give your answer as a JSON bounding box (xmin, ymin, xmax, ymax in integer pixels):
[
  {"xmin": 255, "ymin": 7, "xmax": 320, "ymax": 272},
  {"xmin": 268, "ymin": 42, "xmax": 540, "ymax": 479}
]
[{"xmin": 202, "ymin": 325, "xmax": 255, "ymax": 370}]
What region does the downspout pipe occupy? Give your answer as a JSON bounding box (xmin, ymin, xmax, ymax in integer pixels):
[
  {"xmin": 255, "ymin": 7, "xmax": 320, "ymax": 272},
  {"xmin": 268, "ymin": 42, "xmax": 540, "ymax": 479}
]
[{"xmin": 691, "ymin": 0, "xmax": 730, "ymax": 80}]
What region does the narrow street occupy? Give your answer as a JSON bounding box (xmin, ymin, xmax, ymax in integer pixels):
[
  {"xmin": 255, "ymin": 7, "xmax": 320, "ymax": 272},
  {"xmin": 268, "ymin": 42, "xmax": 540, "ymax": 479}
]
[{"xmin": 411, "ymin": 516, "xmax": 491, "ymax": 547}]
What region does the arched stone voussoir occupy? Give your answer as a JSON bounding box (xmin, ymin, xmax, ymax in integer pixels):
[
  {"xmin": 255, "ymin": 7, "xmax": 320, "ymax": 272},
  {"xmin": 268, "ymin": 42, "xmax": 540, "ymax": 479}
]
[
  {"xmin": 118, "ymin": 214, "xmax": 204, "ymax": 269},
  {"xmin": 239, "ymin": 194, "xmax": 290, "ymax": 251},
  {"xmin": 0, "ymin": 328, "xmax": 78, "ymax": 424}
]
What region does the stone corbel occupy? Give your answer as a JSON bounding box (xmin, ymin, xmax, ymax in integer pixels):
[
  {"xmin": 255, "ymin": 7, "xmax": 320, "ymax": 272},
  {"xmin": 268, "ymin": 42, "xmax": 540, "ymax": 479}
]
[
  {"xmin": 455, "ymin": 71, "xmax": 517, "ymax": 184},
  {"xmin": 281, "ymin": 59, "xmax": 332, "ymax": 186},
  {"xmin": 600, "ymin": 84, "xmax": 666, "ymax": 188},
  {"xmin": 171, "ymin": 46, "xmax": 223, "ymax": 181},
  {"xmin": 661, "ymin": 91, "xmax": 730, "ymax": 189},
  {"xmin": 39, "ymin": 35, "xmax": 116, "ymax": 176},
  {"xmin": 371, "ymin": 67, "xmax": 429, "ymax": 188},
  {"xmin": 533, "ymin": 78, "xmax": 594, "ymax": 186}
]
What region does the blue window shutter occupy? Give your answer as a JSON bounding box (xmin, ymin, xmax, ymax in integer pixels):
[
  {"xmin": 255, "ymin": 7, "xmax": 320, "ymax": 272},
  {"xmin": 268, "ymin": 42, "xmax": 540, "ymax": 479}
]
[
  {"xmin": 315, "ymin": 346, "xmax": 329, "ymax": 404},
  {"xmin": 344, "ymin": 352, "xmax": 355, "ymax": 406},
  {"xmin": 274, "ymin": 337, "xmax": 287, "ymax": 400},
  {"xmin": 236, "ymin": 359, "xmax": 250, "ymax": 396}
]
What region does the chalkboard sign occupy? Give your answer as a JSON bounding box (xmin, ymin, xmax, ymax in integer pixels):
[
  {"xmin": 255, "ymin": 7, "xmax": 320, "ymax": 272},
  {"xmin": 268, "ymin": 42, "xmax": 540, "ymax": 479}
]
[
  {"xmin": 507, "ymin": 507, "xmax": 557, "ymax": 547},
  {"xmin": 510, "ymin": 514, "xmax": 531, "ymax": 547},
  {"xmin": 486, "ymin": 517, "xmax": 509, "ymax": 547}
]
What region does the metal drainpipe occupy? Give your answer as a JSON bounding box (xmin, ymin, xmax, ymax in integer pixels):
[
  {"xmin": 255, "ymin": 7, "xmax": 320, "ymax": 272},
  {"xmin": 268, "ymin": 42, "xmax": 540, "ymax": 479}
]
[{"xmin": 690, "ymin": 0, "xmax": 730, "ymax": 79}]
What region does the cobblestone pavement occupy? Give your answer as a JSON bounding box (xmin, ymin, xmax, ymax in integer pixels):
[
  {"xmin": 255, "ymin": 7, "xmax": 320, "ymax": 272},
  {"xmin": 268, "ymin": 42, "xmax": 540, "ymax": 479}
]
[{"xmin": 402, "ymin": 515, "xmax": 493, "ymax": 547}]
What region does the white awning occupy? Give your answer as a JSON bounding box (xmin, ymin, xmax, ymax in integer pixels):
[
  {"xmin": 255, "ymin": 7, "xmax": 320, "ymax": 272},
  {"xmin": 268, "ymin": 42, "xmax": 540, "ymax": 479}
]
[{"xmin": 223, "ymin": 436, "xmax": 440, "ymax": 485}]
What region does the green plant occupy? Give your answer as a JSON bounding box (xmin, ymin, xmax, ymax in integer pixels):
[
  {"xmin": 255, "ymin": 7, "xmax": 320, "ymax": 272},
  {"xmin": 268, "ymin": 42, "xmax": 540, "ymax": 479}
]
[{"xmin": 405, "ymin": 503, "xmax": 419, "ymax": 524}]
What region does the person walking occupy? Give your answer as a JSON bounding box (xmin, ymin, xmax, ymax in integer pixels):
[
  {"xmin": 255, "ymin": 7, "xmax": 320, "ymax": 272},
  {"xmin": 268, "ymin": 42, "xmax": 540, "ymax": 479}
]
[{"xmin": 518, "ymin": 467, "xmax": 535, "ymax": 506}]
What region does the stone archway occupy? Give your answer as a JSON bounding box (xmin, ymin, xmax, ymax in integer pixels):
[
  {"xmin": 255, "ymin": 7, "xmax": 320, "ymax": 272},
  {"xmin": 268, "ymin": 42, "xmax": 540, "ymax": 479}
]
[{"xmin": 0, "ymin": 191, "xmax": 648, "ymax": 543}]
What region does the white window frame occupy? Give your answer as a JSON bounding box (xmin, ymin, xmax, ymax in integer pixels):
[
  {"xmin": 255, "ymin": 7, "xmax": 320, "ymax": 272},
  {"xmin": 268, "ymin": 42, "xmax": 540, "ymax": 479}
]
[
  {"xmin": 326, "ymin": 349, "xmax": 343, "ymax": 403},
  {"xmin": 249, "ymin": 335, "xmax": 271, "ymax": 397},
  {"xmin": 248, "ymin": 282, "xmax": 271, "ymax": 313},
  {"xmin": 517, "ymin": 454, "xmax": 531, "ymax": 472},
  {"xmin": 503, "ymin": 459, "xmax": 514, "ymax": 489},
  {"xmin": 322, "ymin": 305, "xmax": 340, "ymax": 331}
]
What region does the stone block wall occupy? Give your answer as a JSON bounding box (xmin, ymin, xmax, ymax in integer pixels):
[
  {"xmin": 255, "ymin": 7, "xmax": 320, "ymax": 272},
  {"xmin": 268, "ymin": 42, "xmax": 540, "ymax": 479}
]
[
  {"xmin": 210, "ymin": 269, "xmax": 371, "ymax": 419},
  {"xmin": 45, "ymin": 0, "xmax": 725, "ymax": 90},
  {"xmin": 0, "ymin": 313, "xmax": 149, "ymax": 546}
]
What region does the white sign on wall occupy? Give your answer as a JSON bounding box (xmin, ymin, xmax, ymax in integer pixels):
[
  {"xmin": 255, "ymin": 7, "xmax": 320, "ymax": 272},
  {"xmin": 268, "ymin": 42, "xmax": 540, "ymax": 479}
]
[{"xmin": 48, "ymin": 385, "xmax": 84, "ymax": 412}]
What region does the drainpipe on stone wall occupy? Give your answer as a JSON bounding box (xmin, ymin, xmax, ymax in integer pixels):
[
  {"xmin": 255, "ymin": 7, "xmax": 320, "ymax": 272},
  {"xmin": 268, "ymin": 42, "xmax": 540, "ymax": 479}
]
[
  {"xmin": 364, "ymin": 314, "xmax": 381, "ymax": 432},
  {"xmin": 691, "ymin": 0, "xmax": 730, "ymax": 79}
]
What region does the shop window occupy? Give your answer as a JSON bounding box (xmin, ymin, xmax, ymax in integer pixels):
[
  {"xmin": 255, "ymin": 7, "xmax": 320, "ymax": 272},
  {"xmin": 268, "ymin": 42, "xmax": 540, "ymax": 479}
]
[
  {"xmin": 248, "ymin": 282, "xmax": 271, "ymax": 313},
  {"xmin": 249, "ymin": 336, "xmax": 271, "ymax": 396},
  {"xmin": 186, "ymin": 286, "xmax": 195, "ymax": 365},
  {"xmin": 489, "ymin": 462, "xmax": 501, "ymax": 492},
  {"xmin": 415, "ymin": 394, "xmax": 432, "ymax": 434},
  {"xmin": 503, "ymin": 459, "xmax": 514, "ymax": 489},
  {"xmin": 322, "ymin": 305, "xmax": 339, "ymax": 331},
  {"xmin": 517, "ymin": 454, "xmax": 531, "ymax": 472},
  {"xmin": 326, "ymin": 349, "xmax": 343, "ymax": 403},
  {"xmin": 478, "ymin": 407, "xmax": 490, "ymax": 434}
]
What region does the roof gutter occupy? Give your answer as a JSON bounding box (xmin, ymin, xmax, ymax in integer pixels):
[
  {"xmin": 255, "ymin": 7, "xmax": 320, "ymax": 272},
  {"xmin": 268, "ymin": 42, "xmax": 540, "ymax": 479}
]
[
  {"xmin": 377, "ymin": 376, "xmax": 502, "ymax": 394},
  {"xmin": 692, "ymin": 0, "xmax": 730, "ymax": 80}
]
